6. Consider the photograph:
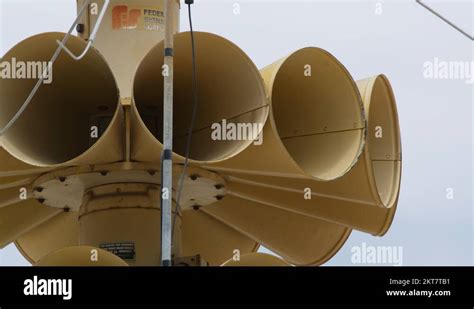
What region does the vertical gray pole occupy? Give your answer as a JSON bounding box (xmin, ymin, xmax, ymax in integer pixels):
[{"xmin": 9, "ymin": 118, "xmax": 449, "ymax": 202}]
[{"xmin": 161, "ymin": 0, "xmax": 175, "ymax": 267}]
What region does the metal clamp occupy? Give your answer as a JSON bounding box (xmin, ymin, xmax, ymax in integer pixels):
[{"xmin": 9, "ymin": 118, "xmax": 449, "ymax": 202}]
[{"xmin": 56, "ymin": 0, "xmax": 110, "ymax": 61}]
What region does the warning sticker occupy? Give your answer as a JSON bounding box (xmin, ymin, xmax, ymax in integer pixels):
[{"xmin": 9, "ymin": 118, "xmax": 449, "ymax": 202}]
[{"xmin": 100, "ymin": 242, "xmax": 136, "ymax": 260}]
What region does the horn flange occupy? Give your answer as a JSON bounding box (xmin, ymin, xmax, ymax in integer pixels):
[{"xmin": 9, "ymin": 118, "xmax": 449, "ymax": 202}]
[{"xmin": 31, "ymin": 163, "xmax": 227, "ymax": 211}]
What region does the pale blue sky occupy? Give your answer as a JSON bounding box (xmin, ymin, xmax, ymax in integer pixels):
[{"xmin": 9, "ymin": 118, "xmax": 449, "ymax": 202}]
[{"xmin": 0, "ymin": 0, "xmax": 473, "ymax": 266}]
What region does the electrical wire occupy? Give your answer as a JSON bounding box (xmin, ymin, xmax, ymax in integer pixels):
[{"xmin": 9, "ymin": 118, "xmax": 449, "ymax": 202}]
[
  {"xmin": 171, "ymin": 1, "xmax": 199, "ymax": 243},
  {"xmin": 416, "ymin": 0, "xmax": 473, "ymax": 41}
]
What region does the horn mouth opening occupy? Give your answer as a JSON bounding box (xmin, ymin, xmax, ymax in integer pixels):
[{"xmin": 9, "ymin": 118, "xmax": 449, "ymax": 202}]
[
  {"xmin": 133, "ymin": 31, "xmax": 268, "ymax": 163},
  {"xmin": 268, "ymin": 47, "xmax": 366, "ymax": 181},
  {"xmin": 367, "ymin": 75, "xmax": 402, "ymax": 208},
  {"xmin": 0, "ymin": 32, "xmax": 120, "ymax": 167}
]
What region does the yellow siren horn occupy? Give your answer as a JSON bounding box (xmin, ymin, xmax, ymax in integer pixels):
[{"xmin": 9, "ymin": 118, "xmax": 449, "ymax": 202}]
[
  {"xmin": 35, "ymin": 246, "xmax": 129, "ymax": 266},
  {"xmin": 131, "ymin": 31, "xmax": 269, "ymax": 164},
  {"xmin": 0, "ymin": 32, "xmax": 123, "ymax": 168},
  {"xmin": 206, "ymin": 47, "xmax": 366, "ymax": 180}
]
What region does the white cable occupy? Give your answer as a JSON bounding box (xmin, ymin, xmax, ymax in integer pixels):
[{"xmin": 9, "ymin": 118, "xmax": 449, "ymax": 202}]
[{"xmin": 56, "ymin": 0, "xmax": 110, "ymax": 60}]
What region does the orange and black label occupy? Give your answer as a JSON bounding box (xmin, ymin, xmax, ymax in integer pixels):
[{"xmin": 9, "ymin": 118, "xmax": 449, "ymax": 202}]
[{"xmin": 112, "ymin": 5, "xmax": 165, "ymax": 31}]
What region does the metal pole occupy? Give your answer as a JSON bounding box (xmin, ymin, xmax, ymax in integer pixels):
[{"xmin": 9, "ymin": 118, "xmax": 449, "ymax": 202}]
[{"xmin": 161, "ymin": 0, "xmax": 175, "ymax": 267}]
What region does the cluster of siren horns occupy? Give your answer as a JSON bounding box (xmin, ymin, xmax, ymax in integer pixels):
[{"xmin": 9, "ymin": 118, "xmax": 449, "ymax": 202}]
[{"xmin": 0, "ymin": 3, "xmax": 401, "ymax": 267}]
